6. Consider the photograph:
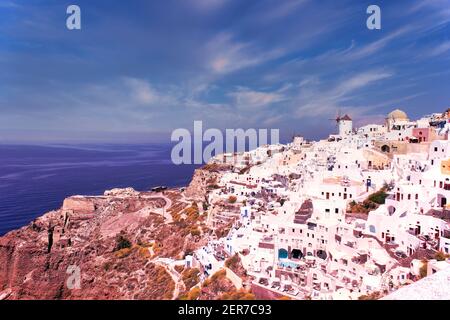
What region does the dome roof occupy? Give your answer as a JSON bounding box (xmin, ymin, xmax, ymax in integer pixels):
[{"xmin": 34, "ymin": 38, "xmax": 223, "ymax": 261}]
[{"xmin": 388, "ymin": 109, "xmax": 408, "ymax": 120}]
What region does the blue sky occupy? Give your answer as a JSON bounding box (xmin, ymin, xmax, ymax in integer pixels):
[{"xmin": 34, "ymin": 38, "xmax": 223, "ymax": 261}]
[{"xmin": 1, "ymin": 0, "xmax": 449, "ymax": 143}]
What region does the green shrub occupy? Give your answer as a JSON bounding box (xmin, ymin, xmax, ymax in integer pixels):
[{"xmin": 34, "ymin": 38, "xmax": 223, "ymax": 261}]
[
  {"xmin": 225, "ymin": 253, "xmax": 240, "ymax": 269},
  {"xmin": 115, "ymin": 234, "xmax": 132, "ymax": 251},
  {"xmin": 368, "ymin": 190, "xmax": 388, "ymax": 205}
]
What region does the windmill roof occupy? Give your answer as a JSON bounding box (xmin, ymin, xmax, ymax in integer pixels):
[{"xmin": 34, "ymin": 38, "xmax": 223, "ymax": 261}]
[{"xmin": 339, "ymin": 114, "xmax": 352, "ymax": 121}]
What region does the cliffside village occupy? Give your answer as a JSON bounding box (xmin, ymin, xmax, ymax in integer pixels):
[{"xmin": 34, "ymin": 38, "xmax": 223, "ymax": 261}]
[{"xmin": 190, "ymin": 108, "xmax": 450, "ymax": 300}]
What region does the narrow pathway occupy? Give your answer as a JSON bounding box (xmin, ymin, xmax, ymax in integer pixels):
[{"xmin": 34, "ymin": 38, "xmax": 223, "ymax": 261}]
[
  {"xmin": 152, "ymin": 257, "xmax": 186, "ymax": 300},
  {"xmin": 146, "ymin": 194, "xmax": 173, "ymax": 223}
]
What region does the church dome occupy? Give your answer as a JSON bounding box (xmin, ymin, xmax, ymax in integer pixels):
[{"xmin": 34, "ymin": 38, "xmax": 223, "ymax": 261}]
[{"xmin": 388, "ymin": 109, "xmax": 408, "ymax": 120}]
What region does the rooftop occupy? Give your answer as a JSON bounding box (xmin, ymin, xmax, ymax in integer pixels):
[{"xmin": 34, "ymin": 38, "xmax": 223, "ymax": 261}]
[{"xmin": 382, "ymin": 266, "xmax": 450, "ymax": 300}]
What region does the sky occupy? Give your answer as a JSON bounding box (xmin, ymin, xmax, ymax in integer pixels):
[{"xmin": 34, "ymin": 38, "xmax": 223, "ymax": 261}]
[{"xmin": 1, "ymin": 0, "xmax": 449, "ymax": 144}]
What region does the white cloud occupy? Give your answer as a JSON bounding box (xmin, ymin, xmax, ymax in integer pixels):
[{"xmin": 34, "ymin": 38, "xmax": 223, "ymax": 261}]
[
  {"xmin": 229, "ymin": 87, "xmax": 285, "ymax": 108},
  {"xmin": 332, "ymin": 71, "xmax": 393, "ymax": 98},
  {"xmin": 427, "ymin": 41, "xmax": 450, "ymax": 57},
  {"xmin": 124, "ymin": 78, "xmax": 159, "ymax": 105},
  {"xmin": 123, "ymin": 77, "xmax": 179, "ymax": 107},
  {"xmin": 333, "ymin": 27, "xmax": 413, "ymax": 62},
  {"xmin": 206, "ymin": 33, "xmax": 283, "ymax": 74},
  {"xmin": 294, "ymin": 70, "xmax": 393, "ymax": 118}
]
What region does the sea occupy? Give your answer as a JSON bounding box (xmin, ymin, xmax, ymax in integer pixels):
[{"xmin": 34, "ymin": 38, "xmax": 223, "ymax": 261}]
[{"xmin": 0, "ymin": 144, "xmax": 200, "ymax": 236}]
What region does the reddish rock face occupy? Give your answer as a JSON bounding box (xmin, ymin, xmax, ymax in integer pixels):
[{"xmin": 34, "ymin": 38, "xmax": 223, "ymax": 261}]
[
  {"xmin": 185, "ymin": 165, "xmax": 229, "ymax": 201},
  {"xmin": 63, "ymin": 197, "xmax": 96, "ymax": 215},
  {"xmin": 0, "ymin": 189, "xmax": 206, "ymax": 300}
]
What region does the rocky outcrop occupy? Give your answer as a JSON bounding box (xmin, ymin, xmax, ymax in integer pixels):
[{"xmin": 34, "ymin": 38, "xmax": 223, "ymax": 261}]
[
  {"xmin": 0, "ymin": 188, "xmax": 206, "ymax": 300},
  {"xmin": 185, "ymin": 169, "xmax": 216, "ymax": 201},
  {"xmin": 185, "ymin": 164, "xmax": 230, "ymax": 201},
  {"xmin": 62, "ymin": 197, "xmax": 97, "ymax": 214}
]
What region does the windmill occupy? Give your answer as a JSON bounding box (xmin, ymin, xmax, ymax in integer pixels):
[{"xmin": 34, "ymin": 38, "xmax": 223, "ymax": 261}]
[{"xmin": 328, "ymin": 109, "xmax": 342, "ymax": 133}]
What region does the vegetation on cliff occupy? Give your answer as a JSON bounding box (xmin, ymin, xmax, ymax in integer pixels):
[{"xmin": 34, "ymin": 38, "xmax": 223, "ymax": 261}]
[{"xmin": 348, "ymin": 188, "xmax": 388, "ymax": 214}]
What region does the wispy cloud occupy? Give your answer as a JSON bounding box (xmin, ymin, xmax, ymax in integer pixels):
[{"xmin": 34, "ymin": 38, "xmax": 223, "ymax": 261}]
[
  {"xmin": 188, "ymin": 0, "xmax": 228, "ymax": 13},
  {"xmin": 294, "ymin": 70, "xmax": 393, "ymax": 118},
  {"xmin": 229, "ymin": 86, "xmax": 285, "ymax": 108},
  {"xmin": 2, "ymin": 0, "xmax": 450, "ymax": 142},
  {"xmin": 257, "ymin": 0, "xmax": 309, "ymax": 21},
  {"xmin": 206, "ymin": 32, "xmax": 284, "ymax": 74},
  {"xmin": 0, "ymin": 1, "xmax": 19, "ymax": 8},
  {"xmin": 123, "ymin": 78, "xmax": 179, "ymax": 107},
  {"xmin": 314, "ymin": 26, "xmax": 414, "ymax": 64},
  {"xmin": 427, "ymin": 41, "xmax": 450, "ymax": 57}
]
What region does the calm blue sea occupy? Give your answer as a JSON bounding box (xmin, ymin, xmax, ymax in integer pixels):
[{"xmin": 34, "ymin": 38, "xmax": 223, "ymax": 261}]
[{"xmin": 0, "ymin": 144, "xmax": 200, "ymax": 236}]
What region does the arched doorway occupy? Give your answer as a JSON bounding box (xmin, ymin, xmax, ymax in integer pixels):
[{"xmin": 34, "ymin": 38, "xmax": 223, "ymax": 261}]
[
  {"xmin": 291, "ymin": 249, "xmax": 303, "ymax": 260},
  {"xmin": 381, "ymin": 145, "xmax": 390, "ymax": 153},
  {"xmin": 278, "ymin": 248, "xmax": 288, "ymax": 259},
  {"xmin": 387, "ymin": 205, "xmax": 396, "ymax": 215},
  {"xmin": 317, "ymin": 250, "xmax": 327, "ymax": 260},
  {"xmin": 437, "ymin": 194, "xmax": 447, "ymax": 208}
]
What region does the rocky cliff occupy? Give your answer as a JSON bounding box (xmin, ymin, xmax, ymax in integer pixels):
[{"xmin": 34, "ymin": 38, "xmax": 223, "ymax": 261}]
[
  {"xmin": 185, "ymin": 164, "xmax": 231, "ymax": 201},
  {"xmin": 0, "ymin": 188, "xmax": 207, "ymax": 300}
]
